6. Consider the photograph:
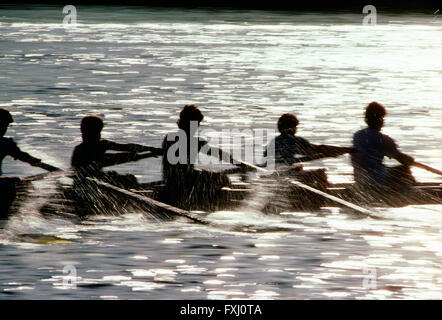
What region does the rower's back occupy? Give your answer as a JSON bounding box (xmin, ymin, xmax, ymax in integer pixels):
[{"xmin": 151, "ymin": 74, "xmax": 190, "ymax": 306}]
[
  {"xmin": 0, "ymin": 111, "xmax": 18, "ymax": 215},
  {"xmin": 161, "ymin": 105, "xmax": 233, "ymax": 209},
  {"xmin": 0, "ymin": 109, "xmax": 17, "ymax": 175},
  {"xmin": 266, "ymin": 133, "xmax": 313, "ymax": 168},
  {"xmin": 0, "ymin": 108, "xmax": 53, "ymax": 175},
  {"xmin": 71, "ymin": 115, "xmax": 107, "ymax": 173},
  {"xmin": 265, "ymin": 113, "xmax": 312, "ymax": 169},
  {"xmin": 0, "ymin": 138, "xmax": 20, "ymax": 176},
  {"xmin": 351, "ymin": 127, "xmax": 402, "ymax": 185},
  {"xmin": 351, "ymin": 102, "xmax": 415, "ymax": 187}
]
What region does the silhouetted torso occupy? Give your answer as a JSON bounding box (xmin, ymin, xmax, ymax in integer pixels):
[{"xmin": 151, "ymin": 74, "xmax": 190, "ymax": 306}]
[
  {"xmin": 72, "ymin": 139, "xmax": 119, "ymax": 172},
  {"xmin": 0, "ymin": 137, "xmax": 21, "ymax": 176},
  {"xmin": 162, "ymin": 131, "xmax": 208, "ymax": 183},
  {"xmin": 351, "ymin": 127, "xmax": 402, "ymax": 184},
  {"xmin": 265, "ymin": 133, "xmax": 312, "ymax": 167}
]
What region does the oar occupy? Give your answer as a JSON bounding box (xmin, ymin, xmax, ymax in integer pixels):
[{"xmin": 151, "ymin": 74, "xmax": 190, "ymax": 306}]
[
  {"xmin": 256, "ymin": 153, "xmax": 336, "ymax": 168},
  {"xmin": 102, "ymin": 151, "xmax": 159, "ymax": 168},
  {"xmin": 86, "ymin": 177, "xmax": 209, "ymax": 225},
  {"xmin": 21, "ymin": 161, "xmax": 206, "ymax": 224},
  {"xmin": 413, "ymin": 161, "xmax": 442, "ymax": 177},
  {"xmin": 32, "ymin": 162, "xmax": 60, "ymax": 172},
  {"xmin": 22, "ymin": 171, "xmax": 62, "ymax": 182},
  {"xmin": 288, "ymin": 180, "xmax": 375, "ymax": 217},
  {"xmin": 236, "ymin": 160, "xmax": 376, "ymax": 217},
  {"xmin": 15, "ymin": 165, "xmax": 63, "ymax": 182},
  {"xmin": 17, "ymin": 153, "xmax": 153, "ymax": 183}
]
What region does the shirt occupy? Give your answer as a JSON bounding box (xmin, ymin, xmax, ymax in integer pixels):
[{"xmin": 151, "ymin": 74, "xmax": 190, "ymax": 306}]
[
  {"xmin": 71, "ymin": 139, "xmax": 125, "ymax": 170},
  {"xmin": 162, "ymin": 131, "xmax": 208, "ymax": 182},
  {"xmin": 265, "ymin": 133, "xmax": 313, "ymax": 167},
  {"xmin": 0, "ymin": 137, "xmax": 21, "ymax": 176},
  {"xmin": 351, "ymin": 127, "xmax": 402, "ymax": 185}
]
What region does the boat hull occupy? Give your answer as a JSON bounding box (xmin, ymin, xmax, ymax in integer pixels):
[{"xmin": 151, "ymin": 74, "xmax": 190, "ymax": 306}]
[
  {"xmin": 134, "ymin": 181, "xmax": 442, "ymax": 213},
  {"xmin": 147, "ymin": 181, "xmax": 442, "ymax": 213},
  {"xmin": 3, "ymin": 177, "xmax": 442, "ymax": 219}
]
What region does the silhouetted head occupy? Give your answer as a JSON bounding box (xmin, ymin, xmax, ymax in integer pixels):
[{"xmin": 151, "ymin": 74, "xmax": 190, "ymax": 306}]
[
  {"xmin": 0, "ymin": 108, "xmax": 13, "ymax": 137},
  {"xmin": 80, "ymin": 115, "xmax": 104, "ymax": 143},
  {"xmin": 365, "ymin": 102, "xmax": 386, "ymax": 131},
  {"xmin": 278, "ymin": 113, "xmax": 299, "ymax": 135},
  {"xmin": 177, "ymin": 104, "xmax": 204, "ymax": 133}
]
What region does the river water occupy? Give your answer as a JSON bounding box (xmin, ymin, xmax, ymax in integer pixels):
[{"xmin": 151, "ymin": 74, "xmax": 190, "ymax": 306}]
[{"xmin": 0, "ymin": 5, "xmax": 441, "ymax": 299}]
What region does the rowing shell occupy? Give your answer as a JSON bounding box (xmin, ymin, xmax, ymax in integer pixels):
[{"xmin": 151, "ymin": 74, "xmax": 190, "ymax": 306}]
[
  {"xmin": 137, "ymin": 180, "xmax": 442, "ymax": 213},
  {"xmin": 2, "ymin": 175, "xmax": 442, "ymax": 220}
]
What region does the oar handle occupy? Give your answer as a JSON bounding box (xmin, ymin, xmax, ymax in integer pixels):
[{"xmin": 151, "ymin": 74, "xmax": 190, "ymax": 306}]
[
  {"xmin": 31, "ymin": 162, "xmax": 61, "ymax": 172},
  {"xmin": 102, "ymin": 151, "xmax": 158, "ymax": 168},
  {"xmin": 132, "ymin": 152, "xmax": 158, "ymax": 162},
  {"xmin": 413, "ymin": 161, "xmax": 442, "ymax": 176}
]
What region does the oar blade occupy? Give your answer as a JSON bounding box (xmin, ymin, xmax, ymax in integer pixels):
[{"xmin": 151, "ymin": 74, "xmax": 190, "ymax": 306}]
[{"xmin": 86, "ymin": 177, "xmax": 209, "ymax": 225}]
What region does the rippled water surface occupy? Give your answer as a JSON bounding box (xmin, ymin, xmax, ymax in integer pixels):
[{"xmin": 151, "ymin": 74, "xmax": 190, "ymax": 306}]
[{"xmin": 0, "ymin": 6, "xmax": 441, "ymax": 299}]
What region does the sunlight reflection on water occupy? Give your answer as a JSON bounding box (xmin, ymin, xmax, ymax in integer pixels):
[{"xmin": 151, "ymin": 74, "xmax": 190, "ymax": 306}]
[{"xmin": 0, "ymin": 7, "xmax": 441, "ymax": 299}]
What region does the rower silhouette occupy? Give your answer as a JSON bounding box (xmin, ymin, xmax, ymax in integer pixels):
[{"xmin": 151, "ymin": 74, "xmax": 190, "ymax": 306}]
[
  {"xmin": 71, "ymin": 115, "xmax": 162, "ymax": 188},
  {"xmin": 262, "ymin": 113, "xmax": 354, "ymax": 212},
  {"xmin": 351, "ymin": 102, "xmax": 415, "ymax": 188},
  {"xmin": 265, "ymin": 113, "xmax": 354, "ymax": 184},
  {"xmin": 1, "ymin": 108, "xmax": 58, "ymax": 216},
  {"xmin": 0, "ymin": 108, "xmax": 58, "ymax": 176},
  {"xmin": 161, "ymin": 105, "xmax": 249, "ymax": 209}
]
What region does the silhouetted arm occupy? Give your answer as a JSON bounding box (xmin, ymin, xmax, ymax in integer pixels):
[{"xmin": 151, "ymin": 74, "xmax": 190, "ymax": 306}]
[
  {"xmin": 13, "ymin": 149, "xmax": 59, "ymax": 172},
  {"xmin": 101, "ymin": 152, "xmax": 159, "ymax": 168},
  {"xmin": 298, "ymin": 143, "xmax": 354, "ymax": 158},
  {"xmin": 204, "ymin": 144, "xmax": 256, "ymax": 172},
  {"xmin": 105, "ymin": 140, "xmax": 163, "ymax": 156},
  {"xmin": 395, "ymin": 153, "xmax": 415, "ymax": 166},
  {"xmin": 383, "ymin": 135, "xmax": 414, "ymax": 166},
  {"xmin": 313, "ymin": 145, "xmax": 355, "ymax": 157},
  {"xmin": 98, "ymin": 140, "xmax": 162, "ymax": 167}
]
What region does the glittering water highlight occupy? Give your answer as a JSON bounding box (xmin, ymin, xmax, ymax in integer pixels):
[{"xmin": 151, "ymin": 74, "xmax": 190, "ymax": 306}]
[{"xmin": 0, "ymin": 6, "xmax": 441, "ymax": 299}]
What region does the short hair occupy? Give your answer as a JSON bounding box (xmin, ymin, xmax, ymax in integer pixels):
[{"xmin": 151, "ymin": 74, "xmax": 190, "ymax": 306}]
[
  {"xmin": 365, "ymin": 102, "xmax": 387, "ymax": 128},
  {"xmin": 81, "ymin": 115, "xmax": 104, "ymax": 134},
  {"xmin": 0, "ymin": 108, "xmax": 14, "ymax": 125},
  {"xmin": 277, "ymin": 113, "xmax": 299, "ymax": 133},
  {"xmin": 177, "ymin": 104, "xmax": 204, "ymax": 129}
]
